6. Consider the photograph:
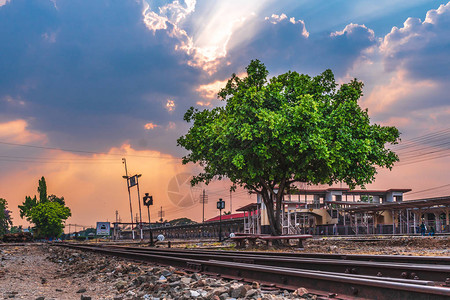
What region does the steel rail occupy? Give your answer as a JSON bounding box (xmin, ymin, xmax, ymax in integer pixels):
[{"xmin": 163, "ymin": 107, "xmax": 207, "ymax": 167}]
[
  {"xmin": 57, "ymin": 244, "xmax": 450, "ymax": 300},
  {"xmin": 99, "ymin": 245, "xmax": 450, "ymax": 282},
  {"xmin": 102, "ymin": 247, "xmax": 438, "ymax": 286},
  {"xmin": 95, "ymin": 243, "xmax": 450, "ymax": 265},
  {"xmin": 137, "ymin": 247, "xmax": 450, "ymax": 265},
  {"xmin": 103, "ymin": 244, "xmax": 450, "ymax": 265}
]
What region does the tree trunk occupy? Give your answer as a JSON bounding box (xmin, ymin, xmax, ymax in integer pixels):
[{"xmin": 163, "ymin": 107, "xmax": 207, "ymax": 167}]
[{"xmin": 261, "ymin": 190, "xmax": 282, "ymax": 236}]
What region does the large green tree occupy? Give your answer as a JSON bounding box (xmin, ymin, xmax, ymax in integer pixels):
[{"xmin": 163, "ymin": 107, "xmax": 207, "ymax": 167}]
[
  {"xmin": 19, "ymin": 176, "xmax": 71, "ymax": 239},
  {"xmin": 178, "ymin": 60, "xmax": 400, "ymax": 235},
  {"xmin": 0, "ymin": 198, "xmax": 13, "ymax": 236}
]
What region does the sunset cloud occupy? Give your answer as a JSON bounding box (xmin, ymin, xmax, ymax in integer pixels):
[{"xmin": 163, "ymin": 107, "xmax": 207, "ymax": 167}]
[
  {"xmin": 0, "ymin": 0, "xmax": 449, "ymax": 228},
  {"xmin": 0, "ymin": 119, "xmax": 47, "ymax": 144},
  {"xmin": 165, "ymin": 99, "xmax": 176, "ymax": 112},
  {"xmin": 196, "ymin": 78, "xmax": 231, "ymax": 100},
  {"xmin": 144, "ymin": 122, "xmax": 158, "ymax": 130}
]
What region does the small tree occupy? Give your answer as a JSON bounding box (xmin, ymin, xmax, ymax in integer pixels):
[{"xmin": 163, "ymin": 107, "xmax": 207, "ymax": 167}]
[
  {"xmin": 19, "ymin": 176, "xmax": 71, "ymax": 239},
  {"xmin": 178, "ymin": 60, "xmax": 399, "ymax": 235},
  {"xmin": 0, "ymin": 198, "xmax": 13, "ymax": 236}
]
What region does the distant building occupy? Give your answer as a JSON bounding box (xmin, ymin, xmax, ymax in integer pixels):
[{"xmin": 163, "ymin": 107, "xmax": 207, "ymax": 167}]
[{"xmin": 233, "ymin": 187, "xmax": 450, "ymax": 235}]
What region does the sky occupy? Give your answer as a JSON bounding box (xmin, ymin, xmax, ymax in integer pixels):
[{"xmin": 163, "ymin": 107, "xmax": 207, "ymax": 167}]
[{"xmin": 0, "ymin": 0, "xmax": 449, "ymax": 229}]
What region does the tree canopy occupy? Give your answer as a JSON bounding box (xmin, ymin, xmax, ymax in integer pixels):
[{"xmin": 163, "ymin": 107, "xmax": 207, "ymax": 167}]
[
  {"xmin": 19, "ymin": 176, "xmax": 71, "ymax": 239},
  {"xmin": 178, "ymin": 60, "xmax": 400, "ymax": 235},
  {"xmin": 0, "ymin": 198, "xmax": 13, "ymax": 236}
]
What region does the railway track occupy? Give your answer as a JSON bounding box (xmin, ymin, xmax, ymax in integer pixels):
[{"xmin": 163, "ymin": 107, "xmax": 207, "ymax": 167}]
[
  {"xmin": 57, "ymin": 243, "xmax": 450, "ymax": 300},
  {"xmin": 98, "ymin": 245, "xmax": 450, "ymax": 282}
]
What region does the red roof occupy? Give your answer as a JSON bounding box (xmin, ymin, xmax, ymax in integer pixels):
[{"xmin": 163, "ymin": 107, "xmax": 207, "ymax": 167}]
[
  {"xmin": 206, "ymin": 210, "xmax": 259, "ymax": 222},
  {"xmin": 206, "ymin": 212, "xmax": 245, "ymax": 222}
]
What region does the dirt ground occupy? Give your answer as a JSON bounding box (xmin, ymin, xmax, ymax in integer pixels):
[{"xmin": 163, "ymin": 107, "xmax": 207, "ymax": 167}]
[
  {"xmin": 302, "ymin": 235, "xmax": 450, "ymax": 256},
  {"xmin": 173, "ymin": 235, "xmax": 450, "ymax": 256},
  {"xmin": 0, "ymin": 244, "xmax": 119, "ymax": 300}
]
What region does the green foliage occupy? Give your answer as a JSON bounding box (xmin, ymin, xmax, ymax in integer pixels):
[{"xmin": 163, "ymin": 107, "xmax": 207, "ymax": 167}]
[
  {"xmin": 18, "ymin": 177, "xmax": 71, "ymax": 239},
  {"xmin": 178, "ymin": 60, "xmax": 400, "ymax": 235},
  {"xmin": 9, "ymin": 225, "xmax": 23, "ymax": 234},
  {"xmin": 29, "ymin": 201, "xmax": 71, "ymax": 239},
  {"xmin": 0, "ymin": 198, "xmax": 13, "ymax": 236},
  {"xmin": 360, "ymin": 195, "xmax": 374, "ymax": 203},
  {"xmin": 48, "ymin": 194, "xmax": 66, "ymax": 206},
  {"xmin": 38, "ymin": 176, "xmax": 47, "ymax": 203},
  {"xmin": 169, "ymin": 217, "xmax": 197, "ymax": 226},
  {"xmin": 18, "ymin": 195, "xmax": 37, "ymax": 221}
]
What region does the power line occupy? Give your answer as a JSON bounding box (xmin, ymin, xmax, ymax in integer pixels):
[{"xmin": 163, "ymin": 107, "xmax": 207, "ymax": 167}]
[
  {"xmin": 0, "ymin": 158, "xmax": 119, "ymax": 165},
  {"xmin": 0, "ymin": 155, "xmax": 118, "ymax": 161},
  {"xmin": 0, "ymin": 141, "xmax": 181, "ymax": 160},
  {"xmin": 392, "ymin": 128, "xmax": 450, "ymax": 150},
  {"xmin": 407, "ymin": 183, "xmax": 450, "ymax": 195},
  {"xmin": 389, "ymin": 127, "xmax": 450, "ymax": 166}
]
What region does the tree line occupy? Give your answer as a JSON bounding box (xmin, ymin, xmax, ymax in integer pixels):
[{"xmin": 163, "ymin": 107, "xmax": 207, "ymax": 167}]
[{"xmin": 0, "ymin": 176, "xmax": 71, "ymax": 239}]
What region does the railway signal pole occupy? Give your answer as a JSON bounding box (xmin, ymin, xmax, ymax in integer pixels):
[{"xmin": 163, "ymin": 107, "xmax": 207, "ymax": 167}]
[
  {"xmin": 217, "ymin": 198, "xmax": 225, "ymax": 242},
  {"xmin": 143, "ymin": 193, "xmax": 154, "ymax": 246}
]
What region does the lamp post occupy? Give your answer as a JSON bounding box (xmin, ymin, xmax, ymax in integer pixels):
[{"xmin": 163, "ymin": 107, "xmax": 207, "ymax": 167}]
[
  {"xmin": 143, "ymin": 193, "xmax": 154, "ymax": 246},
  {"xmin": 217, "ymin": 198, "xmax": 225, "ymax": 242},
  {"xmin": 122, "ymin": 158, "xmax": 135, "ymax": 240},
  {"xmin": 135, "ymin": 174, "xmax": 143, "ymax": 240}
]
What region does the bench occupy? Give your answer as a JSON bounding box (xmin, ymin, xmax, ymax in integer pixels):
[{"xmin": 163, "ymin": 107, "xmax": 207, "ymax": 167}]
[
  {"xmin": 230, "ymin": 234, "xmax": 268, "ymax": 248},
  {"xmin": 231, "ymin": 234, "xmax": 312, "ymax": 248},
  {"xmin": 258, "ymin": 234, "xmax": 313, "ymax": 248}
]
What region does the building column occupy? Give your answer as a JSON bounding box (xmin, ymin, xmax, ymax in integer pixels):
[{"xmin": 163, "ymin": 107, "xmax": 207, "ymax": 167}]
[
  {"xmin": 392, "ymin": 210, "xmax": 395, "ymax": 235},
  {"xmin": 366, "ymin": 213, "xmax": 370, "ymax": 234},
  {"xmin": 434, "ymin": 213, "xmax": 439, "ymax": 233},
  {"xmin": 373, "ymin": 213, "xmax": 377, "ymax": 234},
  {"xmin": 446, "ymin": 207, "xmax": 450, "ymax": 226},
  {"xmin": 413, "ymin": 211, "xmax": 418, "ymax": 234}
]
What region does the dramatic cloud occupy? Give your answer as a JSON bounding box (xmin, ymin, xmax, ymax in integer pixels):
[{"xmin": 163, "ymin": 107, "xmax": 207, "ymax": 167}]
[
  {"xmin": 1, "ymin": 0, "xmax": 449, "ymax": 228},
  {"xmin": 355, "ymin": 2, "xmax": 450, "ymax": 133},
  {"xmin": 142, "ymin": 0, "xmax": 272, "ymax": 73},
  {"xmin": 380, "ymin": 2, "xmax": 450, "ymax": 82},
  {"xmin": 0, "ymin": 0, "xmax": 201, "ymax": 155}
]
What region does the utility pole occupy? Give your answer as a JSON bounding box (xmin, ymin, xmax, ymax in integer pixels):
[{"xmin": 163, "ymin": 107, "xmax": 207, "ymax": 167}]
[
  {"xmin": 122, "ymin": 158, "xmax": 135, "ymax": 240},
  {"xmin": 158, "ymin": 206, "xmax": 165, "ymax": 223},
  {"xmin": 200, "ymin": 190, "xmax": 208, "ymax": 223}
]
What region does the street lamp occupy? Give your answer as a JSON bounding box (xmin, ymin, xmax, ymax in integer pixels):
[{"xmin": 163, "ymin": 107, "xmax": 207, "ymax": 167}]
[
  {"xmin": 143, "ymin": 193, "xmax": 154, "ymax": 246},
  {"xmin": 217, "ymin": 198, "xmax": 225, "ymax": 242},
  {"xmin": 122, "ymin": 158, "xmax": 135, "ymax": 240},
  {"xmin": 135, "ymin": 174, "xmax": 143, "ymax": 240}
]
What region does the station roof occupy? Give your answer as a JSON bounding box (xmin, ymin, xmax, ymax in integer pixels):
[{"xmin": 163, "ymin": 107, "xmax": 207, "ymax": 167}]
[
  {"xmin": 344, "ymin": 196, "xmax": 450, "ymax": 213},
  {"xmin": 292, "ymin": 188, "xmax": 411, "ymax": 195},
  {"xmin": 236, "ymin": 203, "xmax": 259, "ymax": 211}
]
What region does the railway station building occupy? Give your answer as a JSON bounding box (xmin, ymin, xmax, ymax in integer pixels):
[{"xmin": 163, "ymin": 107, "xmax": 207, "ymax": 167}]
[
  {"xmin": 114, "ymin": 188, "xmax": 450, "ymax": 239},
  {"xmin": 254, "ymin": 188, "xmax": 450, "ymax": 235}
]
